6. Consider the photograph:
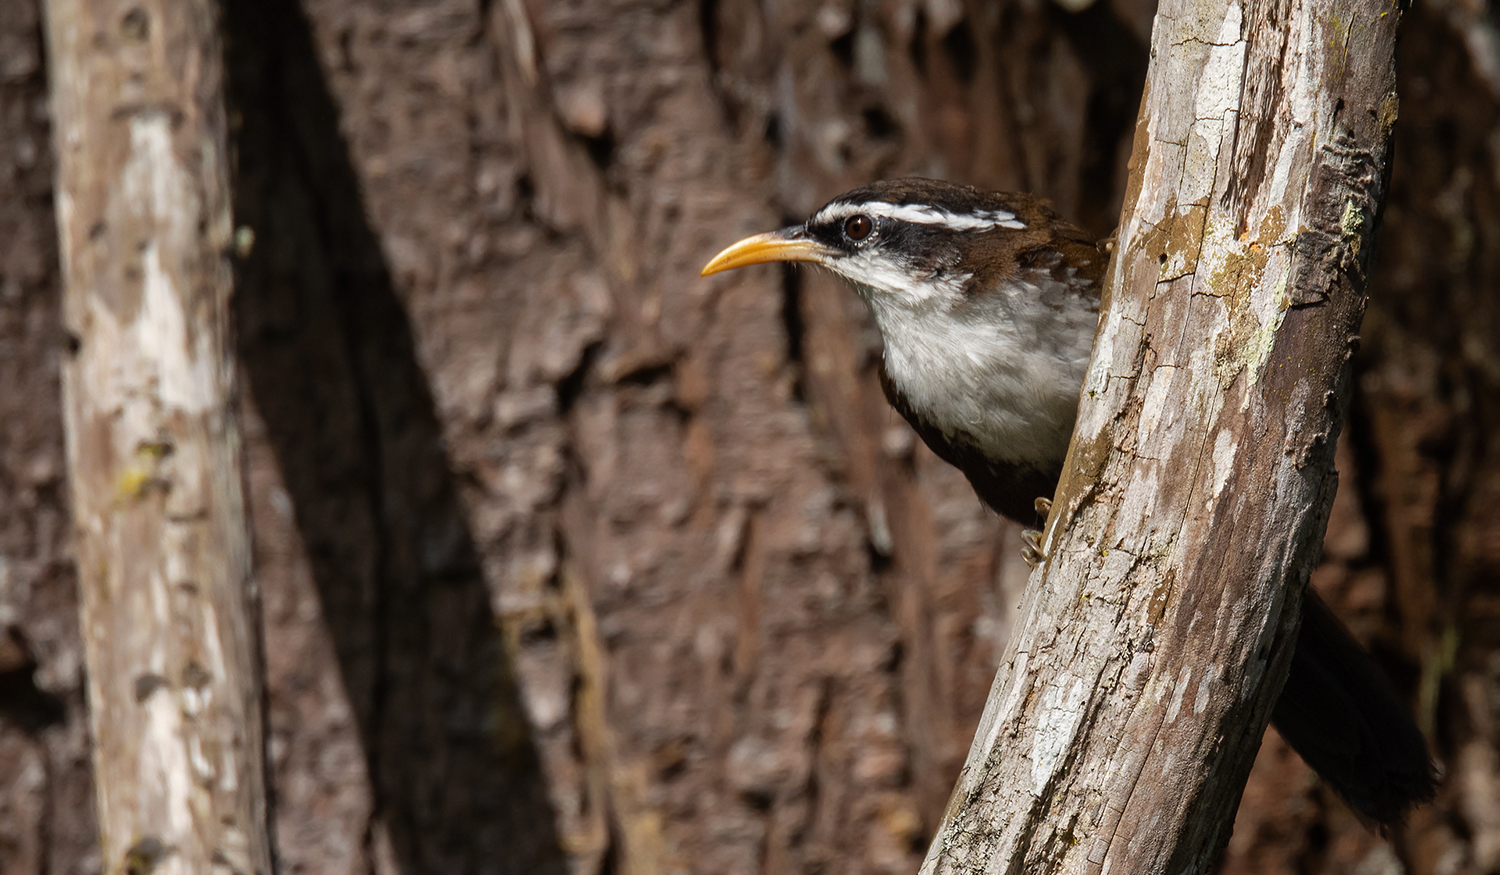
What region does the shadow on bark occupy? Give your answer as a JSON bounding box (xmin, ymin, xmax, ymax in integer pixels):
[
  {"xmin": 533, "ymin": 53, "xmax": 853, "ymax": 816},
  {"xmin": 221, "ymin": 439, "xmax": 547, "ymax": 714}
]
[{"xmin": 223, "ymin": 1, "xmax": 567, "ymax": 872}]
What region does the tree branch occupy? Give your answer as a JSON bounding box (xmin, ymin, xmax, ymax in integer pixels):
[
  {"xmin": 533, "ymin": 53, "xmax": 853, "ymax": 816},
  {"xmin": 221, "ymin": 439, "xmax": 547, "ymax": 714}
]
[
  {"xmin": 921, "ymin": 0, "xmax": 1400, "ymax": 869},
  {"xmin": 44, "ymin": 0, "xmax": 273, "ymax": 872}
]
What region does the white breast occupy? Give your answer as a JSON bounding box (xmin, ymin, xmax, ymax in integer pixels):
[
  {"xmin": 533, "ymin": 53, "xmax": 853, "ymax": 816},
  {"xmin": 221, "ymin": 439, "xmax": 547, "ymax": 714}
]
[{"xmin": 860, "ymin": 273, "xmax": 1098, "ymax": 466}]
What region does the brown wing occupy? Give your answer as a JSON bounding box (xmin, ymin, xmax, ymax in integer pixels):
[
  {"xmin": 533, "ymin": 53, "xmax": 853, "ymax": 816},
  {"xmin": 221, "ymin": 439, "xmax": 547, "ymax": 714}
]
[{"xmin": 959, "ymin": 192, "xmax": 1107, "ymax": 309}]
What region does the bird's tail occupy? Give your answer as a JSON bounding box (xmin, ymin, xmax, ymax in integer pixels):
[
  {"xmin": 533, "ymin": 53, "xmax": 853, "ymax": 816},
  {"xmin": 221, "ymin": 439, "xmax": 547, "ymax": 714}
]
[{"xmin": 1270, "ymin": 590, "xmax": 1438, "ymax": 824}]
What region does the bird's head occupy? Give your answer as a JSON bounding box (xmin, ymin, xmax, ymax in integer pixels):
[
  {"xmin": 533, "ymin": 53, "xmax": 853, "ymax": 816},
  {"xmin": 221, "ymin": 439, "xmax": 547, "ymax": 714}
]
[{"xmin": 700, "ymin": 178, "xmax": 1101, "ymax": 318}]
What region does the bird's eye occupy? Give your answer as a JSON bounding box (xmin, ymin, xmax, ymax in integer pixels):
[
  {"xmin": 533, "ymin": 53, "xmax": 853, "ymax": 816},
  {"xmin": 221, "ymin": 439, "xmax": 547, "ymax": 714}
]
[{"xmin": 843, "ymin": 215, "xmax": 874, "ymax": 241}]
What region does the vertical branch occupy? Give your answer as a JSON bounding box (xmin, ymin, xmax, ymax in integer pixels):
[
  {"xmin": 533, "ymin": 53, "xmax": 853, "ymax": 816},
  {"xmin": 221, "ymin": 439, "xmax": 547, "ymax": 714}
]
[
  {"xmin": 922, "ymin": 0, "xmax": 1401, "ymax": 870},
  {"xmin": 43, "ymin": 1, "xmax": 273, "ymax": 873}
]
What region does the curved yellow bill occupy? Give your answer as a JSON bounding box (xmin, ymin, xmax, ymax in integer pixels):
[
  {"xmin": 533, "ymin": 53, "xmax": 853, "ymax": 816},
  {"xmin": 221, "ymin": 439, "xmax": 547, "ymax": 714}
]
[{"xmin": 700, "ymin": 228, "xmax": 837, "ymax": 276}]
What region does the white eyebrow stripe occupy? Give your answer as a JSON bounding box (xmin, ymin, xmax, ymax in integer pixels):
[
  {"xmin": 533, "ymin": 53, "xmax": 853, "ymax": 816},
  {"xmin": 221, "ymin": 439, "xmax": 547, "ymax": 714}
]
[{"xmin": 814, "ymin": 200, "xmax": 1028, "ymax": 231}]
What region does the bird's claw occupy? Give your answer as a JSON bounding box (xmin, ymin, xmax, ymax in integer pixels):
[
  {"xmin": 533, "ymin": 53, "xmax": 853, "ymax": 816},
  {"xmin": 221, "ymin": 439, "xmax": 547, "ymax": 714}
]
[
  {"xmin": 1021, "ymin": 528, "xmax": 1046, "ymax": 568},
  {"xmin": 1021, "ymin": 497, "xmax": 1054, "ymax": 568}
]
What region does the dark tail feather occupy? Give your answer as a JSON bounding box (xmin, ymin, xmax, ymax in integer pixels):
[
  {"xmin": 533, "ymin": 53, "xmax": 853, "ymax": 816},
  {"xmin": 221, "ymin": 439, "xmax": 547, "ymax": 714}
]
[{"xmin": 1270, "ymin": 590, "xmax": 1438, "ymax": 823}]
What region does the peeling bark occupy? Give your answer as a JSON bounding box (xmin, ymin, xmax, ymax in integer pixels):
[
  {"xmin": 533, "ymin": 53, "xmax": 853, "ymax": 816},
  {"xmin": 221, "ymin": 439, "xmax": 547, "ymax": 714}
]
[
  {"xmin": 922, "ymin": 0, "xmax": 1401, "ymax": 870},
  {"xmin": 42, "ymin": 1, "xmax": 273, "ymax": 873}
]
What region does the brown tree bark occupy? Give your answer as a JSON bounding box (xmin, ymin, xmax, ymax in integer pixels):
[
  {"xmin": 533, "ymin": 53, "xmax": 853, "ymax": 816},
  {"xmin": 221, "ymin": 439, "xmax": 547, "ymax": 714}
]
[
  {"xmin": 0, "ymin": 5, "xmax": 99, "ymax": 874},
  {"xmin": 5, "ymin": 0, "xmax": 1499, "ymax": 873},
  {"xmin": 42, "ymin": 1, "xmax": 273, "ymax": 872},
  {"xmin": 922, "ymin": 0, "xmax": 1401, "ymax": 870}
]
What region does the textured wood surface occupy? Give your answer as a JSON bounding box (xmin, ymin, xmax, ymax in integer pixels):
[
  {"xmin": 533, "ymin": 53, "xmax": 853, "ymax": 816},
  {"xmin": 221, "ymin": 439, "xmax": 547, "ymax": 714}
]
[
  {"xmin": 42, "ymin": 1, "xmax": 272, "ymax": 872},
  {"xmin": 922, "ymin": 0, "xmax": 1401, "ymax": 870}
]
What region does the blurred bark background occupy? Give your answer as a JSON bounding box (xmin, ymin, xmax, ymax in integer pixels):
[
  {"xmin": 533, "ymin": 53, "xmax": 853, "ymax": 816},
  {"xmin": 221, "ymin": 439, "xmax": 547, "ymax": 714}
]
[{"xmin": 0, "ymin": 0, "xmax": 1497, "ymax": 873}]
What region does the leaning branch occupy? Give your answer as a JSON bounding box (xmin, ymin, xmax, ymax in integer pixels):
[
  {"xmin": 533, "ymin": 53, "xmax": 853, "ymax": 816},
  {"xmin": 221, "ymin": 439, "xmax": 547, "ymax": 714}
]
[{"xmin": 921, "ymin": 0, "xmax": 1400, "ymax": 870}]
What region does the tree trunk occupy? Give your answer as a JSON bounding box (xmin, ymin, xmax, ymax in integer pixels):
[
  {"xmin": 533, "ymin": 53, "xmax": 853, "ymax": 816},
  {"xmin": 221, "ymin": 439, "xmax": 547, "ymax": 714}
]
[
  {"xmin": 923, "ymin": 0, "xmax": 1400, "ymax": 870},
  {"xmin": 42, "ymin": 1, "xmax": 273, "ymax": 873}
]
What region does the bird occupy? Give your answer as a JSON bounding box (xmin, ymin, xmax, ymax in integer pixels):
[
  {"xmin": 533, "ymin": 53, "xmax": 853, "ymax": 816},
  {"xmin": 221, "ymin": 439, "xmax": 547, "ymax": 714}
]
[{"xmin": 700, "ymin": 177, "xmax": 1437, "ymax": 824}]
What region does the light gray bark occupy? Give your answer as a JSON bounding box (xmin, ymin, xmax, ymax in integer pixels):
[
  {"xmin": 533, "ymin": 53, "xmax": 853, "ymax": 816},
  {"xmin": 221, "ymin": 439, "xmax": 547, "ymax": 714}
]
[
  {"xmin": 43, "ymin": 1, "xmax": 273, "ymax": 873},
  {"xmin": 921, "ymin": 0, "xmax": 1400, "ymax": 870}
]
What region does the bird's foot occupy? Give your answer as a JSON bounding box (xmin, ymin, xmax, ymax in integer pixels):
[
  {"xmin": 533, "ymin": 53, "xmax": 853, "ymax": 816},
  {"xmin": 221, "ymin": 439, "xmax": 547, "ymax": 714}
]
[
  {"xmin": 1021, "ymin": 529, "xmax": 1046, "ymax": 568},
  {"xmin": 1021, "ymin": 498, "xmax": 1054, "ymax": 568}
]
